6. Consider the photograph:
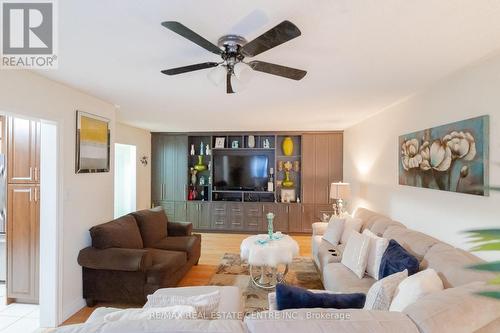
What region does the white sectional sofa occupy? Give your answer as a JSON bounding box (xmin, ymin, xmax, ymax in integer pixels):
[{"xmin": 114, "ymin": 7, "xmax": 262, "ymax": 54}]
[
  {"xmin": 55, "ymin": 208, "xmax": 499, "ymax": 333},
  {"xmin": 311, "ymin": 208, "xmax": 500, "ymax": 333}
]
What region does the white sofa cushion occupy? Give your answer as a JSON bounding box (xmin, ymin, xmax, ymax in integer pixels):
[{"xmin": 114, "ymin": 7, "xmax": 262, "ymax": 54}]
[
  {"xmin": 244, "ymin": 309, "xmax": 419, "ymax": 333},
  {"xmin": 104, "ymin": 305, "xmax": 196, "ymax": 322},
  {"xmin": 341, "ymin": 231, "xmax": 370, "ymax": 279},
  {"xmin": 323, "ymin": 262, "xmax": 375, "ymax": 293},
  {"xmin": 52, "ymin": 319, "xmax": 246, "ymax": 333},
  {"xmin": 322, "ymin": 217, "xmax": 345, "ymax": 246},
  {"xmin": 145, "ymin": 290, "xmax": 221, "ymax": 319},
  {"xmin": 403, "ymin": 282, "xmax": 500, "ymax": 333},
  {"xmin": 362, "ymin": 229, "xmax": 389, "ymax": 279},
  {"xmin": 146, "ymin": 286, "xmax": 242, "ymax": 314},
  {"xmin": 341, "ymin": 216, "xmax": 363, "ymax": 244},
  {"xmin": 390, "ymin": 268, "xmax": 444, "ymax": 312},
  {"xmin": 364, "ymin": 269, "xmax": 408, "ymax": 311}
]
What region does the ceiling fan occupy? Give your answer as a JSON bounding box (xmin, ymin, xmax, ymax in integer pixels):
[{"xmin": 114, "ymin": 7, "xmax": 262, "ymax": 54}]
[{"xmin": 161, "ymin": 20, "xmax": 307, "ymax": 93}]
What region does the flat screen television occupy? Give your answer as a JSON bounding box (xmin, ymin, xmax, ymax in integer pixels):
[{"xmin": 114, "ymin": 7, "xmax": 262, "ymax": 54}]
[{"xmin": 213, "ymin": 154, "xmax": 269, "ymax": 191}]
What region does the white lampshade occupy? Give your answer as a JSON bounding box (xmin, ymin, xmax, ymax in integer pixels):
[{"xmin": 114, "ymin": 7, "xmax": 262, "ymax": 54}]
[
  {"xmin": 330, "ymin": 182, "xmax": 351, "ymax": 200},
  {"xmin": 207, "ymin": 65, "xmax": 227, "ymax": 86}
]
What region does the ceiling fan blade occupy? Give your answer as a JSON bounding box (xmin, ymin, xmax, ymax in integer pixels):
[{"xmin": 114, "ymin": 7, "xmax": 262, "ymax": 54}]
[
  {"xmin": 248, "ymin": 61, "xmax": 306, "ymax": 80},
  {"xmin": 226, "ymin": 72, "xmax": 234, "ymax": 94},
  {"xmin": 241, "ymin": 21, "xmax": 301, "ymax": 57},
  {"xmin": 161, "ymin": 62, "xmax": 219, "ymax": 75},
  {"xmin": 161, "ymin": 21, "xmax": 223, "ymax": 55}
]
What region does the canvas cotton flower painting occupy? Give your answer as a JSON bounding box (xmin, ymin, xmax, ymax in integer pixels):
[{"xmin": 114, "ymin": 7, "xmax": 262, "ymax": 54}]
[{"xmin": 399, "ymin": 116, "xmax": 489, "ymax": 196}]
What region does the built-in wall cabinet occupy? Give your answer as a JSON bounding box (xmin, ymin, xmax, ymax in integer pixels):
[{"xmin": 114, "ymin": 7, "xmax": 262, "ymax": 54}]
[
  {"xmin": 6, "ymin": 117, "xmax": 41, "ymax": 304},
  {"xmin": 151, "ymin": 132, "xmax": 343, "ymax": 233}
]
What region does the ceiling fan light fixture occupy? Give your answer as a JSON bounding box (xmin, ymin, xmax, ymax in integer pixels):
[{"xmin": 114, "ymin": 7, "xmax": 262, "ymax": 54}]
[
  {"xmin": 233, "ymin": 62, "xmax": 253, "ymax": 84},
  {"xmin": 207, "ymin": 65, "xmax": 226, "ymax": 86}
]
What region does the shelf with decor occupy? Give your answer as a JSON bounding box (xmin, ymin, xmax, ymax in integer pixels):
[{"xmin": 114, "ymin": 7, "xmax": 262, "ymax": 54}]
[
  {"xmin": 187, "ymin": 136, "xmax": 212, "ymax": 201},
  {"xmin": 275, "ymin": 135, "xmax": 302, "ymax": 203}
]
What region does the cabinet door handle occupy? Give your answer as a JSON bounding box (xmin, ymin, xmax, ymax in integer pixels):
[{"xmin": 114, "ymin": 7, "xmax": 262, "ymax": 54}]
[
  {"xmin": 35, "ymin": 187, "xmax": 39, "ymax": 202},
  {"xmin": 302, "ymin": 205, "xmax": 305, "ymax": 213}
]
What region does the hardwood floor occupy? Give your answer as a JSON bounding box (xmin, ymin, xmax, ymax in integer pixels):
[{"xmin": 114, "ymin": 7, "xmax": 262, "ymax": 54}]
[{"xmin": 63, "ymin": 232, "xmax": 312, "ymax": 326}]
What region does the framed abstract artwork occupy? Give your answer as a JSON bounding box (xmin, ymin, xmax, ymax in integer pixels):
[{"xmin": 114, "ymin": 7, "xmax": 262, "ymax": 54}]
[
  {"xmin": 399, "ymin": 115, "xmax": 489, "ymax": 196},
  {"xmin": 75, "ymin": 110, "xmax": 110, "ymax": 173}
]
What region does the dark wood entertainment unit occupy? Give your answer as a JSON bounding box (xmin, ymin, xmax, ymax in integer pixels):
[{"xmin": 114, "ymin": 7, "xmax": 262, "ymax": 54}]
[{"xmin": 151, "ymin": 132, "xmax": 343, "ymax": 233}]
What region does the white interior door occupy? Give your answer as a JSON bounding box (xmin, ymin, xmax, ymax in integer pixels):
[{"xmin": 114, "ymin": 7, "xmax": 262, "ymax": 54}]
[{"xmin": 114, "ymin": 143, "xmax": 136, "ymax": 218}]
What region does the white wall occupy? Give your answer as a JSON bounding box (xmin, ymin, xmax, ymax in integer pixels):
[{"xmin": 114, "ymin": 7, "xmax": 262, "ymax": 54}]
[
  {"xmin": 115, "ymin": 123, "xmax": 151, "ymax": 210},
  {"xmin": 344, "ymin": 54, "xmax": 500, "ymax": 261},
  {"xmin": 0, "ymin": 70, "xmax": 116, "ymax": 321}
]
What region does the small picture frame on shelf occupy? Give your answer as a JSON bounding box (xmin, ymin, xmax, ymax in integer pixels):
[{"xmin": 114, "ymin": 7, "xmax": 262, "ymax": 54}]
[
  {"xmin": 215, "ymin": 137, "xmax": 225, "ymax": 148},
  {"xmin": 262, "ymin": 138, "xmax": 270, "ymax": 148},
  {"xmin": 231, "ymin": 140, "xmax": 239, "ymax": 148}
]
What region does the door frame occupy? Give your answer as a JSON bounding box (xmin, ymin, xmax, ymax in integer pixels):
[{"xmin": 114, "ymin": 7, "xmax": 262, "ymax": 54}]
[{"xmin": 2, "ymin": 112, "xmax": 62, "ymax": 328}]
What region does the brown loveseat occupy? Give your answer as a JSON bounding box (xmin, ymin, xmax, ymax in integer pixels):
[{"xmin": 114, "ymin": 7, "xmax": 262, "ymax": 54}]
[{"xmin": 77, "ymin": 207, "xmax": 201, "ymax": 306}]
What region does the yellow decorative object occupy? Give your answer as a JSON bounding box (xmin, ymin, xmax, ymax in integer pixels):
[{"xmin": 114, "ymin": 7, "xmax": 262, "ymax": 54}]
[
  {"xmin": 282, "ymin": 161, "xmax": 294, "ymax": 187},
  {"xmin": 282, "ymin": 171, "xmax": 294, "ymax": 187},
  {"xmin": 282, "ymin": 137, "xmax": 294, "ymax": 156}
]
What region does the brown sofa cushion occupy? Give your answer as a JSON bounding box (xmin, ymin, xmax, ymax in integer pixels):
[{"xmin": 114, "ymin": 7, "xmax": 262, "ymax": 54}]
[
  {"xmin": 89, "ymin": 215, "xmax": 143, "ymax": 249},
  {"xmin": 146, "ymin": 248, "xmax": 187, "ymax": 276},
  {"xmin": 132, "ymin": 207, "xmax": 168, "ymax": 247},
  {"xmin": 78, "ymin": 247, "xmax": 151, "ymax": 272},
  {"xmin": 153, "ymin": 235, "xmax": 201, "ymax": 260}
]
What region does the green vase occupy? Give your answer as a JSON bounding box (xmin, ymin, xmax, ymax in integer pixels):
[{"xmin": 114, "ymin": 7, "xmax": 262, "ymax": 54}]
[{"xmin": 194, "ymin": 155, "xmax": 207, "ymax": 171}]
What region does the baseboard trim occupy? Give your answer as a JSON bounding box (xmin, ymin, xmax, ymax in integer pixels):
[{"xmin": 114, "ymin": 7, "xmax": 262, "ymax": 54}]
[{"xmin": 62, "ymin": 298, "xmax": 86, "ymax": 323}]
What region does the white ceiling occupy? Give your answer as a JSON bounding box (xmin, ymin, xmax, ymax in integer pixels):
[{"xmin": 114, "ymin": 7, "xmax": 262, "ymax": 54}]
[{"xmin": 38, "ymin": 0, "xmax": 500, "ymax": 132}]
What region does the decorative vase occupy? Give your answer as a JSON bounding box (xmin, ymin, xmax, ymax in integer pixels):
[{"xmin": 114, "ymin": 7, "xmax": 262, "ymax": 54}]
[
  {"xmin": 282, "ymin": 137, "xmax": 294, "ymax": 156},
  {"xmin": 248, "ymin": 135, "xmax": 255, "ymax": 148},
  {"xmin": 266, "ymin": 212, "xmax": 275, "ymax": 239},
  {"xmin": 282, "ymin": 171, "xmax": 294, "ymax": 187},
  {"xmin": 194, "ymin": 155, "xmax": 207, "ymax": 171},
  {"xmin": 190, "ymin": 167, "xmax": 197, "ymax": 186}
]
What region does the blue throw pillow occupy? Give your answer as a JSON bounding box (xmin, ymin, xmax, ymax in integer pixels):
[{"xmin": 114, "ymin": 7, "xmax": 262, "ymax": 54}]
[
  {"xmin": 275, "ymin": 284, "xmax": 366, "ymax": 310},
  {"xmin": 378, "ymin": 239, "xmax": 419, "ymax": 279}
]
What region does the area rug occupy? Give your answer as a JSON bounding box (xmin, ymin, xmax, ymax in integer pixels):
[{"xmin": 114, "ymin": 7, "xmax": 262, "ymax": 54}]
[{"xmin": 208, "ymin": 253, "xmax": 323, "ymax": 314}]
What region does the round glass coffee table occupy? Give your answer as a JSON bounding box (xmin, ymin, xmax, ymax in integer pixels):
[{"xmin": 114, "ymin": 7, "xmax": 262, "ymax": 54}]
[{"xmin": 240, "ymin": 234, "xmax": 299, "ymax": 289}]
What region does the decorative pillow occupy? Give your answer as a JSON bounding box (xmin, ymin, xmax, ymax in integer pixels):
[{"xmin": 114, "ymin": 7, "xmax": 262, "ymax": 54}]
[
  {"xmin": 389, "ymin": 268, "xmax": 444, "ymax": 312},
  {"xmin": 341, "ymin": 231, "xmax": 371, "ymax": 278},
  {"xmin": 379, "ymin": 239, "xmax": 419, "ymax": 279},
  {"xmin": 364, "ymin": 269, "xmax": 408, "ymax": 310},
  {"xmin": 276, "ymin": 284, "xmax": 366, "ymax": 310},
  {"xmin": 132, "ymin": 207, "xmax": 168, "ymax": 247},
  {"xmin": 144, "ymin": 290, "xmax": 221, "ymax": 319},
  {"xmin": 89, "ymin": 215, "xmax": 143, "ymax": 249},
  {"xmin": 104, "ymin": 305, "xmax": 196, "ymax": 322},
  {"xmin": 340, "ymin": 216, "xmax": 363, "ymax": 244},
  {"xmin": 362, "ymin": 229, "xmax": 389, "ymax": 279},
  {"xmin": 322, "ymin": 217, "xmax": 345, "ymax": 246}
]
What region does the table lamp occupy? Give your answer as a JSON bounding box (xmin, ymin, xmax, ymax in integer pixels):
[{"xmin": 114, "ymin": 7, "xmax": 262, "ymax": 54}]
[{"xmin": 330, "ymin": 182, "xmax": 351, "ymax": 216}]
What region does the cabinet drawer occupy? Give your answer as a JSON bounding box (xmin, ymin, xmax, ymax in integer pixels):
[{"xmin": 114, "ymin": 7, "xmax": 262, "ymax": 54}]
[{"xmin": 211, "ymin": 203, "xmax": 228, "ymax": 216}]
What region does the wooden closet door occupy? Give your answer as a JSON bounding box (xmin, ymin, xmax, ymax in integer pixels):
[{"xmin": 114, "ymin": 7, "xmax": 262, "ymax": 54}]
[
  {"xmin": 328, "ymin": 133, "xmax": 343, "ymax": 185},
  {"xmin": 314, "ymin": 134, "xmax": 330, "ymax": 204},
  {"xmin": 7, "ymin": 184, "xmax": 39, "ymax": 302},
  {"xmin": 7, "ymin": 118, "xmax": 39, "ymax": 183},
  {"xmin": 301, "ymin": 134, "xmax": 315, "ymax": 204}
]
